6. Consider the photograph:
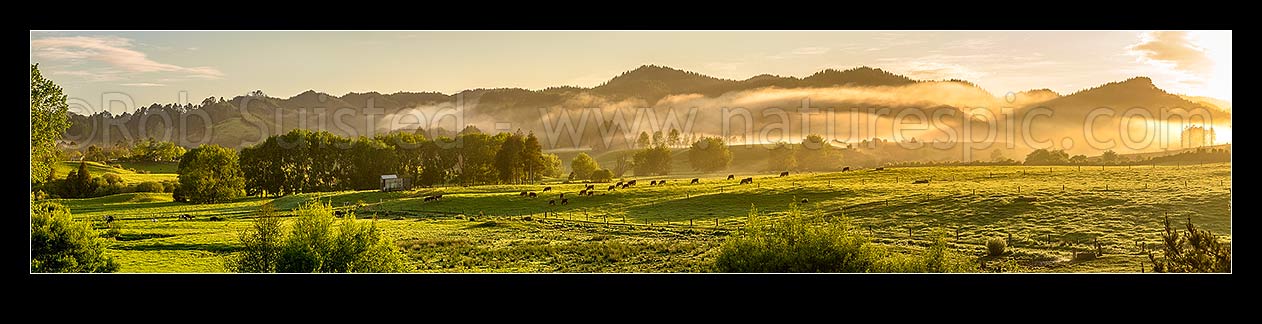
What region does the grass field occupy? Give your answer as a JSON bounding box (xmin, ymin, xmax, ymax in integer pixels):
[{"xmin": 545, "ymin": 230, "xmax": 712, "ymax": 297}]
[
  {"xmin": 50, "ymin": 163, "xmax": 1231, "ymax": 273},
  {"xmin": 53, "ymin": 161, "xmax": 178, "ymax": 184}
]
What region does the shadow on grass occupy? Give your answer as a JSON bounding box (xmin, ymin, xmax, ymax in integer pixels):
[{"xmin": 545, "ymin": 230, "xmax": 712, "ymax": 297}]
[
  {"xmin": 115, "ymin": 242, "xmax": 240, "ymax": 253},
  {"xmin": 113, "ymin": 233, "xmax": 176, "ymax": 241}
]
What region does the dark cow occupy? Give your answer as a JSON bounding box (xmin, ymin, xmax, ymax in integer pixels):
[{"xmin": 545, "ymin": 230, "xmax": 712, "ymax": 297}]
[
  {"xmin": 586, "ymin": 184, "xmax": 596, "ymax": 190},
  {"xmin": 691, "ymin": 178, "xmax": 700, "ymax": 184},
  {"xmin": 548, "ymin": 199, "xmax": 556, "ymax": 205},
  {"xmin": 178, "ymin": 214, "xmax": 194, "ymax": 220},
  {"xmin": 740, "ymin": 177, "xmax": 754, "ymax": 185},
  {"xmin": 579, "ymin": 189, "xmax": 588, "ymax": 196},
  {"xmin": 104, "ymin": 215, "xmax": 115, "ymax": 224},
  {"xmin": 561, "ymin": 198, "xmax": 569, "ymax": 205},
  {"xmin": 727, "ymin": 174, "xmax": 735, "ymax": 180},
  {"xmin": 650, "ymin": 180, "xmax": 658, "ymax": 185},
  {"xmin": 842, "ymin": 167, "xmax": 850, "ymax": 172},
  {"xmin": 559, "ymin": 193, "xmax": 565, "ymax": 199},
  {"xmin": 424, "ymin": 196, "xmax": 435, "ymax": 202},
  {"xmin": 658, "ymin": 180, "xmax": 666, "ymax": 185},
  {"xmin": 913, "ymin": 179, "xmax": 930, "ymax": 184},
  {"xmin": 616, "ymin": 181, "xmax": 624, "ymax": 187},
  {"xmin": 519, "ymin": 191, "xmax": 528, "ymax": 196},
  {"xmin": 628, "ymin": 180, "xmax": 637, "ymax": 186},
  {"xmin": 621, "ymin": 184, "xmax": 630, "ymax": 189},
  {"xmin": 607, "ymin": 185, "xmax": 616, "ymax": 191},
  {"xmin": 779, "ymin": 171, "xmax": 790, "ymax": 177},
  {"xmin": 542, "ymin": 186, "xmax": 552, "ymax": 192},
  {"xmin": 800, "ymin": 198, "xmax": 809, "ymax": 204},
  {"xmin": 528, "ymin": 192, "xmax": 538, "ymax": 198},
  {"xmin": 874, "ymin": 167, "xmax": 885, "ymax": 171},
  {"xmin": 585, "ymin": 191, "xmax": 593, "ymax": 196}
]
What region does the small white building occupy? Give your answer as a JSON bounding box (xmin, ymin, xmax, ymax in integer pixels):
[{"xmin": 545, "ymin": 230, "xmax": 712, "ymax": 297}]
[{"xmin": 380, "ymin": 174, "xmax": 407, "ymax": 192}]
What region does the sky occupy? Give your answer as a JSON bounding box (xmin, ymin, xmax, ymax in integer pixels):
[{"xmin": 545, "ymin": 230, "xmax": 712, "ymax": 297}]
[{"xmin": 30, "ymin": 30, "xmax": 1231, "ymax": 114}]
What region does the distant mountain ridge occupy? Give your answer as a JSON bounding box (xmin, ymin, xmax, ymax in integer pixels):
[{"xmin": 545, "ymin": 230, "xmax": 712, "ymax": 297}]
[{"xmin": 64, "ymin": 64, "xmax": 1232, "ymax": 152}]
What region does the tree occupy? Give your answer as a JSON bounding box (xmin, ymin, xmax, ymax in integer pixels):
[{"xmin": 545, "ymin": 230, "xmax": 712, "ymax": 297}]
[
  {"xmin": 633, "ymin": 144, "xmax": 673, "ymax": 176},
  {"xmin": 225, "ymin": 202, "xmax": 285, "ymax": 273},
  {"xmin": 31, "ymin": 64, "xmax": 71, "ymax": 184},
  {"xmin": 590, "ymin": 169, "xmax": 614, "ymax": 182},
  {"xmin": 652, "ymin": 130, "xmax": 664, "ymax": 146},
  {"xmin": 768, "ymin": 142, "xmax": 797, "ymax": 171},
  {"xmin": 990, "ymin": 149, "xmax": 1005, "ymax": 162},
  {"xmin": 494, "ymin": 133, "xmax": 525, "ymax": 184},
  {"xmin": 795, "ymin": 134, "xmax": 836, "ymax": 171},
  {"xmin": 1069, "ymin": 154, "xmax": 1087, "ymax": 164},
  {"xmin": 521, "ymin": 133, "xmax": 546, "ymax": 182},
  {"xmin": 667, "ymin": 129, "xmax": 681, "ymax": 148},
  {"xmin": 1024, "ymin": 149, "xmax": 1070, "ymax": 165},
  {"xmin": 1101, "ymin": 150, "xmax": 1119, "ymax": 165},
  {"xmin": 177, "ymin": 144, "xmax": 245, "ymax": 203},
  {"xmin": 687, "ymin": 137, "xmax": 732, "ymax": 172},
  {"xmin": 85, "ymin": 145, "xmax": 108, "ymax": 162},
  {"xmin": 637, "ymin": 131, "xmax": 651, "ymax": 149},
  {"xmin": 540, "ymin": 153, "xmax": 563, "ymax": 179},
  {"xmin": 570, "ymin": 152, "xmax": 600, "ymax": 180},
  {"xmin": 1148, "ymin": 216, "xmax": 1230, "ymax": 273},
  {"xmin": 63, "ymin": 161, "xmax": 97, "ymax": 198},
  {"xmin": 31, "ymin": 202, "xmax": 118, "ymax": 273}
]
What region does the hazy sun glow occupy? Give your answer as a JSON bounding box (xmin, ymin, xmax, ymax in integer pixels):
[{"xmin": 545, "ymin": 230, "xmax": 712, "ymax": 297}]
[{"xmin": 1191, "ymin": 31, "xmax": 1233, "ymax": 102}]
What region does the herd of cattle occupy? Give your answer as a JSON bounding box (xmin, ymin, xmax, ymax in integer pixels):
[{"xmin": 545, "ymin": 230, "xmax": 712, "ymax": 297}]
[{"xmin": 414, "ymin": 167, "xmax": 890, "ymax": 206}]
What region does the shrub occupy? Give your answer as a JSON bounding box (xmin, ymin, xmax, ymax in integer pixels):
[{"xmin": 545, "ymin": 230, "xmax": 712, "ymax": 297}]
[
  {"xmin": 228, "ymin": 201, "xmax": 410, "ymax": 273},
  {"xmin": 135, "ymin": 181, "xmax": 164, "ymax": 193},
  {"xmin": 161, "ymin": 180, "xmax": 177, "ymax": 193},
  {"xmin": 987, "ymin": 237, "xmax": 1007, "ymax": 256},
  {"xmin": 714, "ymin": 204, "xmax": 879, "ymax": 272},
  {"xmin": 1148, "ymin": 216, "xmax": 1231, "ymax": 273},
  {"xmin": 31, "ymin": 202, "xmax": 119, "ymax": 273}
]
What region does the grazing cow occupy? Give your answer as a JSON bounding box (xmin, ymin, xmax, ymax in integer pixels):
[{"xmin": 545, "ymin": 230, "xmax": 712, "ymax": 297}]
[
  {"xmin": 586, "ymin": 191, "xmax": 593, "ymax": 196},
  {"xmin": 691, "ymin": 178, "xmax": 700, "ymax": 184},
  {"xmin": 528, "ymin": 192, "xmax": 538, "ymax": 198},
  {"xmin": 607, "ymin": 185, "xmax": 616, "ymax": 191},
  {"xmin": 658, "ymin": 180, "xmax": 666, "ymax": 185},
  {"xmin": 559, "ymin": 193, "xmax": 565, "ymax": 199},
  {"xmin": 621, "ymin": 184, "xmax": 630, "ymax": 189},
  {"xmin": 874, "ymin": 167, "xmax": 885, "ymax": 171},
  {"xmin": 579, "ymin": 189, "xmax": 588, "ymax": 196},
  {"xmin": 543, "ymin": 186, "xmax": 552, "ymax": 192},
  {"xmin": 424, "ymin": 196, "xmax": 435, "ymax": 202},
  {"xmin": 740, "ymin": 177, "xmax": 754, "ymax": 185},
  {"xmin": 616, "ymin": 181, "xmax": 624, "ymax": 187},
  {"xmin": 913, "ymin": 179, "xmax": 929, "ymax": 184},
  {"xmin": 519, "ymin": 191, "xmax": 528, "ymax": 196},
  {"xmin": 548, "ymin": 199, "xmax": 556, "ymax": 205},
  {"xmin": 104, "ymin": 215, "xmax": 115, "ymax": 224},
  {"xmin": 842, "ymin": 167, "xmax": 850, "ymax": 172},
  {"xmin": 586, "ymin": 184, "xmax": 596, "ymax": 190},
  {"xmin": 435, "ymin": 194, "xmax": 443, "ymax": 200},
  {"xmin": 650, "ymin": 180, "xmax": 658, "ymax": 186},
  {"xmin": 800, "ymin": 198, "xmax": 809, "ymax": 204},
  {"xmin": 727, "ymin": 174, "xmax": 735, "ymax": 180},
  {"xmin": 779, "ymin": 171, "xmax": 790, "ymax": 177},
  {"xmin": 561, "ymin": 198, "xmax": 569, "ymax": 205},
  {"xmin": 628, "ymin": 180, "xmax": 637, "ymax": 186}
]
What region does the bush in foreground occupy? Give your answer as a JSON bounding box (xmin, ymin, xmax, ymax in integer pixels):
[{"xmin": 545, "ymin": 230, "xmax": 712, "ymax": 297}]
[
  {"xmin": 714, "ymin": 204, "xmax": 974, "ymax": 273},
  {"xmin": 986, "ymin": 237, "xmax": 1007, "ymax": 256},
  {"xmin": 1148, "ymin": 216, "xmax": 1230, "ymax": 273},
  {"xmin": 31, "ymin": 202, "xmax": 118, "ymax": 273},
  {"xmin": 226, "ymin": 201, "xmax": 410, "ymax": 273}
]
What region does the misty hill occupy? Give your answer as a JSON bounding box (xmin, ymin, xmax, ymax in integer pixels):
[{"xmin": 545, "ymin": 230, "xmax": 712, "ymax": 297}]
[{"xmin": 65, "ymin": 65, "xmax": 1231, "ymax": 155}]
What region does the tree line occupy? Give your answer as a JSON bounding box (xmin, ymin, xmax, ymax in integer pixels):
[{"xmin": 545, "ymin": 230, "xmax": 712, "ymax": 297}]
[{"xmin": 233, "ymin": 128, "xmax": 561, "ymax": 198}]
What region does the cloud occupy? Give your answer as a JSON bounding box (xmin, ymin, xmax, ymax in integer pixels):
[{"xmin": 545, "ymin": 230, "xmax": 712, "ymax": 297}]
[
  {"xmin": 30, "ymin": 36, "xmax": 224, "ymax": 79},
  {"xmin": 121, "ymin": 83, "xmax": 166, "ymax": 87},
  {"xmin": 1128, "ymin": 31, "xmax": 1211, "ymax": 74}
]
